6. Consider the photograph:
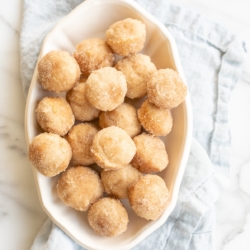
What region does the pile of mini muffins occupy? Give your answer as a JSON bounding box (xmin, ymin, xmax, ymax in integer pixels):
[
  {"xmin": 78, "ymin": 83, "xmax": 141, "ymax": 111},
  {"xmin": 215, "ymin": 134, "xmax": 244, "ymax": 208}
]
[{"xmin": 28, "ymin": 18, "xmax": 187, "ymax": 237}]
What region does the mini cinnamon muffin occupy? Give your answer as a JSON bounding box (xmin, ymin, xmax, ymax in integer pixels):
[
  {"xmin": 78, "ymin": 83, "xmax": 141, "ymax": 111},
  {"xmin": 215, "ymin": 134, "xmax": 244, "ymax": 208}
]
[
  {"xmin": 101, "ymin": 164, "xmax": 142, "ymax": 199},
  {"xmin": 128, "ymin": 175, "xmax": 169, "ymax": 220},
  {"xmin": 99, "ymin": 103, "xmax": 141, "ymax": 138},
  {"xmin": 147, "ymin": 68, "xmax": 187, "ymax": 109},
  {"xmin": 66, "ymin": 80, "xmax": 100, "ymax": 122},
  {"xmin": 85, "ymin": 67, "xmax": 127, "ymax": 111},
  {"xmin": 57, "ymin": 166, "xmax": 103, "ymax": 211},
  {"xmin": 106, "ymin": 18, "xmax": 146, "ymax": 56},
  {"xmin": 88, "ymin": 197, "xmax": 129, "ymax": 236},
  {"xmin": 65, "ymin": 123, "xmax": 98, "ymax": 166},
  {"xmin": 36, "ymin": 97, "xmax": 75, "ymax": 136},
  {"xmin": 91, "ymin": 126, "xmax": 136, "ymax": 170},
  {"xmin": 132, "ymin": 133, "xmax": 168, "ymax": 173},
  {"xmin": 115, "ymin": 53, "xmax": 157, "ymax": 99},
  {"xmin": 38, "ymin": 50, "xmax": 80, "ymax": 92},
  {"xmin": 29, "ymin": 133, "xmax": 72, "ymax": 177},
  {"xmin": 138, "ymin": 99, "xmax": 173, "ymax": 136},
  {"xmin": 74, "ymin": 38, "xmax": 115, "ymax": 76}
]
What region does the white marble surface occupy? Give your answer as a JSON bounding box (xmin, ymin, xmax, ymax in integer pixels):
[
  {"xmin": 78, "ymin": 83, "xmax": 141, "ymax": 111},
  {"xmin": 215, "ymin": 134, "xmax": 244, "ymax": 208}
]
[{"xmin": 0, "ymin": 0, "xmax": 249, "ymax": 249}]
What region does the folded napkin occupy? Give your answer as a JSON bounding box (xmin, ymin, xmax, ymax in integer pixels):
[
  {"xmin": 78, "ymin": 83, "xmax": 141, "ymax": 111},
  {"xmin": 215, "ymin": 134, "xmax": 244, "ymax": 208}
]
[{"xmin": 20, "ymin": 0, "xmax": 247, "ymax": 249}]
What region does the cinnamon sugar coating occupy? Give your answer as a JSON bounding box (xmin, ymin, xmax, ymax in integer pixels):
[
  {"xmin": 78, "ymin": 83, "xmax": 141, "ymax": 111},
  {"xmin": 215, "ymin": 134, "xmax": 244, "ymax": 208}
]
[
  {"xmin": 115, "ymin": 53, "xmax": 156, "ymax": 99},
  {"xmin": 66, "ymin": 81, "xmax": 100, "ymax": 122},
  {"xmin": 147, "ymin": 68, "xmax": 187, "ymax": 109},
  {"xmin": 85, "ymin": 67, "xmax": 127, "ymax": 111},
  {"xmin": 29, "ymin": 133, "xmax": 72, "ymax": 177},
  {"xmin": 106, "ymin": 18, "xmax": 146, "ymax": 56},
  {"xmin": 88, "ymin": 197, "xmax": 129, "ymax": 236},
  {"xmin": 138, "ymin": 99, "xmax": 173, "ymax": 136},
  {"xmin": 74, "ymin": 38, "xmax": 115, "ymax": 76},
  {"xmin": 99, "ymin": 103, "xmax": 141, "ymax": 138},
  {"xmin": 38, "ymin": 50, "xmax": 80, "ymax": 92},
  {"xmin": 132, "ymin": 133, "xmax": 168, "ymax": 173},
  {"xmin": 36, "ymin": 97, "xmax": 74, "ymax": 136},
  {"xmin": 65, "ymin": 123, "xmax": 99, "ymax": 166},
  {"xmin": 128, "ymin": 175, "xmax": 169, "ymax": 220},
  {"xmin": 57, "ymin": 166, "xmax": 103, "ymax": 211},
  {"xmin": 91, "ymin": 126, "xmax": 136, "ymax": 171},
  {"xmin": 101, "ymin": 164, "xmax": 142, "ymax": 199}
]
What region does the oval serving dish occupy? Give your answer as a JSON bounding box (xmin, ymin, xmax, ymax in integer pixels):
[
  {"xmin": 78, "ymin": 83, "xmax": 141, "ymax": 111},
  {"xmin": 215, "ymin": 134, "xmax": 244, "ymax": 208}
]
[{"xmin": 25, "ymin": 0, "xmax": 193, "ymax": 249}]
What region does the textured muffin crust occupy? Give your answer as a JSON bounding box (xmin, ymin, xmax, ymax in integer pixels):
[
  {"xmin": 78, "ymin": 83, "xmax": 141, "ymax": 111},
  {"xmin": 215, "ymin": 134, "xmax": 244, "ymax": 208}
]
[
  {"xmin": 147, "ymin": 68, "xmax": 187, "ymax": 109},
  {"xmin": 66, "ymin": 81, "xmax": 100, "ymax": 121},
  {"xmin": 65, "ymin": 123, "xmax": 99, "ymax": 166},
  {"xmin": 74, "ymin": 38, "xmax": 114, "ymax": 76},
  {"xmin": 99, "ymin": 103, "xmax": 141, "ymax": 138},
  {"xmin": 128, "ymin": 175, "xmax": 169, "ymax": 220},
  {"xmin": 91, "ymin": 126, "xmax": 136, "ymax": 170},
  {"xmin": 106, "ymin": 18, "xmax": 146, "ymax": 56},
  {"xmin": 36, "ymin": 97, "xmax": 75, "ymax": 136},
  {"xmin": 138, "ymin": 99, "xmax": 173, "ymax": 136},
  {"xmin": 57, "ymin": 166, "xmax": 103, "ymax": 211},
  {"xmin": 101, "ymin": 164, "xmax": 141, "ymax": 198},
  {"xmin": 115, "ymin": 53, "xmax": 156, "ymax": 98},
  {"xmin": 38, "ymin": 50, "xmax": 80, "ymax": 92},
  {"xmin": 85, "ymin": 67, "xmax": 127, "ymax": 111},
  {"xmin": 88, "ymin": 197, "xmax": 129, "ymax": 236},
  {"xmin": 29, "ymin": 133, "xmax": 72, "ymax": 177},
  {"xmin": 132, "ymin": 133, "xmax": 169, "ymax": 173}
]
